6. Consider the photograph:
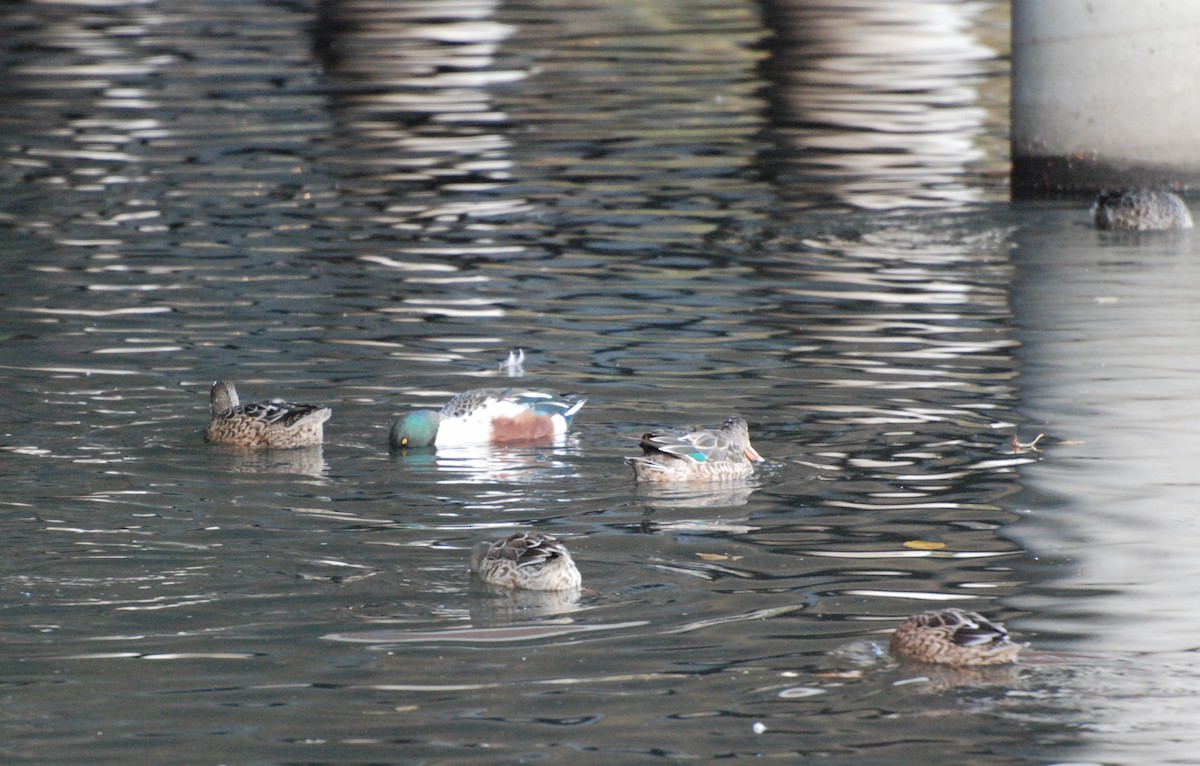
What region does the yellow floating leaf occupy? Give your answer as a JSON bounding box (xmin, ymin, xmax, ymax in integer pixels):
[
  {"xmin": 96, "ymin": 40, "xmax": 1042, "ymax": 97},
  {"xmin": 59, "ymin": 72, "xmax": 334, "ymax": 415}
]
[
  {"xmin": 696, "ymin": 552, "xmax": 743, "ymax": 561},
  {"xmin": 902, "ymin": 540, "xmax": 946, "ymax": 551}
]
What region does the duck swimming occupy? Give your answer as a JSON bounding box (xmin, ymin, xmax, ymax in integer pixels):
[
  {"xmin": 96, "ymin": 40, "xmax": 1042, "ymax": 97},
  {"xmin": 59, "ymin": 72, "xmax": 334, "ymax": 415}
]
[
  {"xmin": 469, "ymin": 532, "xmax": 582, "ymax": 591},
  {"xmin": 626, "ymin": 416, "xmax": 763, "ymax": 482},
  {"xmin": 889, "ymin": 608, "xmax": 1022, "ymax": 667},
  {"xmin": 389, "ymin": 388, "xmax": 585, "ymax": 448},
  {"xmin": 203, "ymin": 380, "xmax": 330, "ymax": 449},
  {"xmin": 1092, "ymin": 189, "xmax": 1193, "ymax": 231}
]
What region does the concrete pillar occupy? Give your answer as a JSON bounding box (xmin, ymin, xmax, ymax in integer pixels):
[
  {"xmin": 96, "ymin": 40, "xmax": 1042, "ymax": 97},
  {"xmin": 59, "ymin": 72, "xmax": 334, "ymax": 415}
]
[{"xmin": 1011, "ymin": 1, "xmax": 1200, "ymax": 197}]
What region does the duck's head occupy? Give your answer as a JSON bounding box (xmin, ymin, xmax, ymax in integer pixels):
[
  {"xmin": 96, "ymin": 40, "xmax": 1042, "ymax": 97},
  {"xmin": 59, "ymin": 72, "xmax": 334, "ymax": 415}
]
[
  {"xmin": 210, "ymin": 380, "xmax": 240, "ymax": 416},
  {"xmin": 389, "ymin": 410, "xmax": 441, "ymax": 449}
]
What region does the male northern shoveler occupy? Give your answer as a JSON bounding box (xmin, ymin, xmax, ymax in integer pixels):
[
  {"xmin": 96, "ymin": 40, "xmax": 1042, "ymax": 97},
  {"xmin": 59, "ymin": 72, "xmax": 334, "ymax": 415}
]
[
  {"xmin": 203, "ymin": 380, "xmax": 331, "ymax": 449},
  {"xmin": 889, "ymin": 608, "xmax": 1022, "ymax": 667},
  {"xmin": 626, "ymin": 416, "xmax": 763, "ymax": 482},
  {"xmin": 388, "ymin": 388, "xmax": 585, "ymax": 449},
  {"xmin": 469, "ymin": 532, "xmax": 582, "ymax": 591},
  {"xmin": 1092, "ymin": 189, "xmax": 1193, "ymax": 231}
]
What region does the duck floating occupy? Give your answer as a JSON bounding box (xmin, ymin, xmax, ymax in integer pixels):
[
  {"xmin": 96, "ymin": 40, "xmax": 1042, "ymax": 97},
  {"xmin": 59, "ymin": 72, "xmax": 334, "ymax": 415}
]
[
  {"xmin": 626, "ymin": 416, "xmax": 763, "ymax": 482},
  {"xmin": 1092, "ymin": 189, "xmax": 1193, "ymax": 231},
  {"xmin": 390, "ymin": 388, "xmax": 585, "ymax": 448},
  {"xmin": 203, "ymin": 381, "xmax": 330, "ymax": 449},
  {"xmin": 889, "ymin": 608, "xmax": 1022, "ymax": 667},
  {"xmin": 469, "ymin": 532, "xmax": 582, "ymax": 591}
]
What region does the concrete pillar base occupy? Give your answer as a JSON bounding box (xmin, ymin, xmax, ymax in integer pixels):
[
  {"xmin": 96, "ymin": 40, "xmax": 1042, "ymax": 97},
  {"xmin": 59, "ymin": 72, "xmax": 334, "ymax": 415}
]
[
  {"xmin": 1012, "ymin": 156, "xmax": 1191, "ymax": 200},
  {"xmin": 1011, "ymin": 0, "xmax": 1200, "ymax": 198}
]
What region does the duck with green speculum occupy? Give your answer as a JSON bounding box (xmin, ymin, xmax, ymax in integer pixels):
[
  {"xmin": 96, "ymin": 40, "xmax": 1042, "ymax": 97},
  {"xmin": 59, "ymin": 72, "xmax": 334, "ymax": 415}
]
[
  {"xmin": 389, "ymin": 387, "xmax": 585, "ymax": 449},
  {"xmin": 470, "ymin": 532, "xmax": 582, "ymax": 591},
  {"xmin": 203, "ymin": 380, "xmax": 331, "ymax": 449},
  {"xmin": 889, "ymin": 608, "xmax": 1022, "ymax": 667},
  {"xmin": 626, "ymin": 416, "xmax": 763, "ymax": 482}
]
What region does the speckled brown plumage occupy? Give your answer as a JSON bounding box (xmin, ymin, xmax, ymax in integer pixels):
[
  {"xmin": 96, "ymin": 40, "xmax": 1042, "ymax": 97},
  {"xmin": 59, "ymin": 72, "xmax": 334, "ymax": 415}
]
[
  {"xmin": 1092, "ymin": 189, "xmax": 1193, "ymax": 231},
  {"xmin": 203, "ymin": 380, "xmax": 330, "ymax": 449},
  {"xmin": 469, "ymin": 532, "xmax": 581, "ymax": 591},
  {"xmin": 889, "ymin": 608, "xmax": 1021, "ymax": 667}
]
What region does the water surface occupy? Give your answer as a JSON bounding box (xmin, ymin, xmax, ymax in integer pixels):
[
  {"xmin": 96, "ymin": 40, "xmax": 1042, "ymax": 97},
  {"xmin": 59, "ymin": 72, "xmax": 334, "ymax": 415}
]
[{"xmin": 2, "ymin": 1, "xmax": 1197, "ymax": 764}]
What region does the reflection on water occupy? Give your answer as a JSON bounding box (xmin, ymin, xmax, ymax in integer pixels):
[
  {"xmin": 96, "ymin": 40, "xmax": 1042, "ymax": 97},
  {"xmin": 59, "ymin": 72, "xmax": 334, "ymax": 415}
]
[
  {"xmin": 392, "ymin": 439, "xmax": 583, "ymax": 484},
  {"xmin": 314, "ymin": 0, "xmax": 528, "ymax": 225},
  {"xmin": 206, "ymin": 444, "xmax": 329, "ymax": 477},
  {"xmin": 5, "ymin": 0, "xmax": 1193, "ymax": 763},
  {"xmin": 327, "ymin": 619, "xmax": 636, "ymax": 646},
  {"xmin": 1009, "ymin": 211, "xmax": 1200, "ymax": 762},
  {"xmin": 465, "ymin": 583, "xmax": 587, "ymax": 621},
  {"xmin": 760, "ymin": 0, "xmax": 1008, "ymax": 211},
  {"xmin": 634, "ymin": 480, "xmax": 759, "ymax": 509}
]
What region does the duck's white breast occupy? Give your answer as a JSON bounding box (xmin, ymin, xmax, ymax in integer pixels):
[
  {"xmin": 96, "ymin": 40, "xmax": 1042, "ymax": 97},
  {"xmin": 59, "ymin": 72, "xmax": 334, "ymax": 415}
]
[{"xmin": 434, "ymin": 397, "xmax": 529, "ymax": 446}]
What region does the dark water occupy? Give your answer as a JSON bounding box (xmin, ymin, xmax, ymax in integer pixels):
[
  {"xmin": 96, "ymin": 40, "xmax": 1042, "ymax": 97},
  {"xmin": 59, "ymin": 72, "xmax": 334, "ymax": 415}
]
[{"xmin": 2, "ymin": 1, "xmax": 1198, "ymax": 764}]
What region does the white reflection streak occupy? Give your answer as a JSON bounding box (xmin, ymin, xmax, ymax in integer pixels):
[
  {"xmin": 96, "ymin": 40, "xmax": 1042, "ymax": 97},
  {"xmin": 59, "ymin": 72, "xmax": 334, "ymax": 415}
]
[
  {"xmin": 770, "ymin": 0, "xmax": 998, "ymax": 209},
  {"xmin": 784, "ymin": 288, "xmax": 971, "ymax": 305},
  {"xmin": 358, "ymin": 255, "xmax": 458, "ymax": 272},
  {"xmin": 0, "ymin": 365, "xmax": 143, "ymax": 375},
  {"xmin": 318, "ymin": 1, "xmax": 530, "ymax": 226},
  {"xmin": 19, "ymin": 306, "xmax": 171, "ymax": 316}
]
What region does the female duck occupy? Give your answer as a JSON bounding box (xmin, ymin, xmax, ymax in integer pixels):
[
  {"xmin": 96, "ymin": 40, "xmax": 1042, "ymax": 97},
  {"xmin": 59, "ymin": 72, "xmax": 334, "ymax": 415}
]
[
  {"xmin": 626, "ymin": 416, "xmax": 763, "ymax": 482},
  {"xmin": 1092, "ymin": 189, "xmax": 1193, "ymax": 231},
  {"xmin": 470, "ymin": 532, "xmax": 582, "ymax": 591},
  {"xmin": 204, "ymin": 380, "xmax": 331, "ymax": 448},
  {"xmin": 389, "ymin": 388, "xmax": 585, "ymax": 448},
  {"xmin": 889, "ymin": 608, "xmax": 1022, "ymax": 667}
]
